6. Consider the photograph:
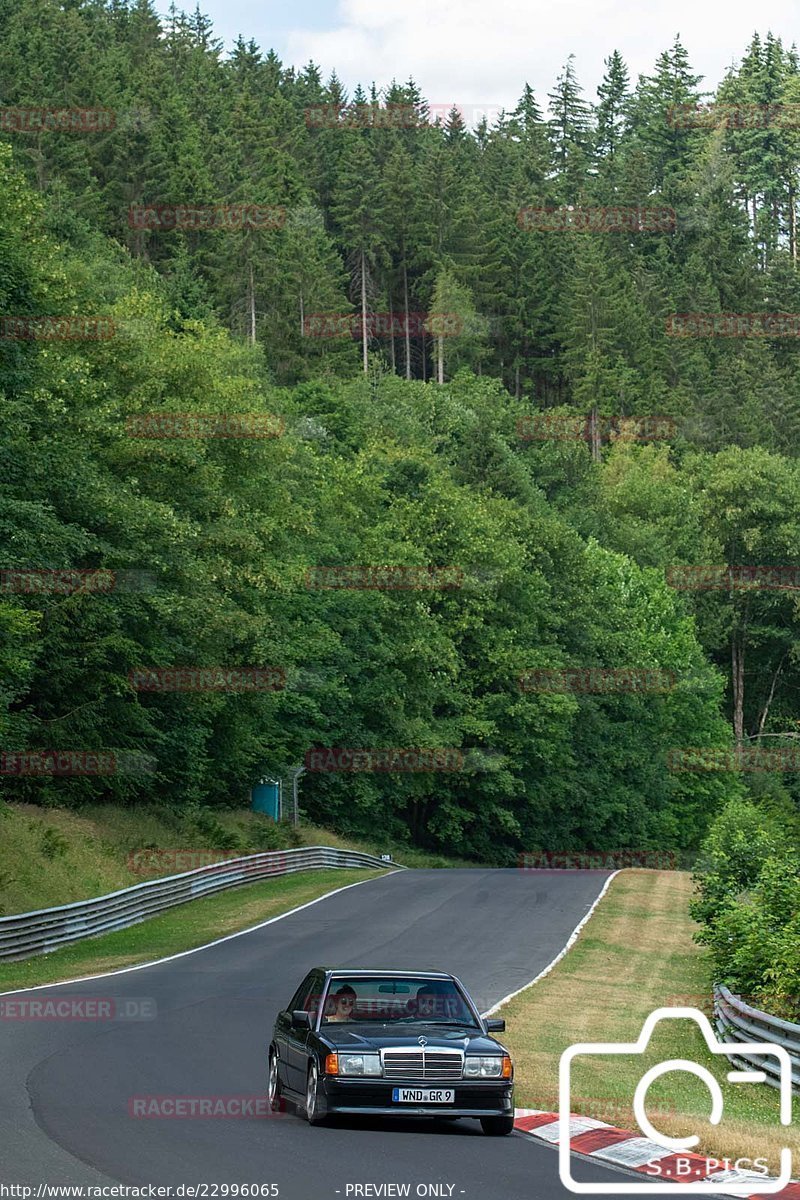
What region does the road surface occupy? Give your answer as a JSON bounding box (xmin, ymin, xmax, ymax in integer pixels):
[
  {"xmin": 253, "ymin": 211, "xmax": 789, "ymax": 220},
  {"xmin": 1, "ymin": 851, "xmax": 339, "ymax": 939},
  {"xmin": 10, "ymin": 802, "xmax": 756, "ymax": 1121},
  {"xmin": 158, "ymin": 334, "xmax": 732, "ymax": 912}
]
[{"xmin": 1, "ymin": 868, "xmax": 683, "ymax": 1198}]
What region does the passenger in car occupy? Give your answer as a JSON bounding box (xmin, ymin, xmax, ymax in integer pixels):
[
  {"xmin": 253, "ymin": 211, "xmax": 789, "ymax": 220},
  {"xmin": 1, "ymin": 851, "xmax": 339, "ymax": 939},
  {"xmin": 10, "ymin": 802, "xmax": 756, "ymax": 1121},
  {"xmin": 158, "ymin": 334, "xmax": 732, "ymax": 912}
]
[{"xmin": 325, "ymin": 984, "xmax": 357, "ymax": 1022}]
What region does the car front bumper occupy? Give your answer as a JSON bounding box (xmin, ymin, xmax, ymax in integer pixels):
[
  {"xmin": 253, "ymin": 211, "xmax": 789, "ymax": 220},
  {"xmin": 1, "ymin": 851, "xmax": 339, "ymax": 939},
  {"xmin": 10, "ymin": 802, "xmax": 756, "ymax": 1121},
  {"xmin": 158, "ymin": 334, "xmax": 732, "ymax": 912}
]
[{"xmin": 320, "ymin": 1077, "xmax": 514, "ymax": 1118}]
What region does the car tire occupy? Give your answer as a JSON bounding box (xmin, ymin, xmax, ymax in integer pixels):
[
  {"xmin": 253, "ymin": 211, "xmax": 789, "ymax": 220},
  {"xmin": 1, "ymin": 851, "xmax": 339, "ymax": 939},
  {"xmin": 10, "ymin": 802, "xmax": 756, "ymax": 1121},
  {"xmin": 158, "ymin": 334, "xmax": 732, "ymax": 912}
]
[
  {"xmin": 305, "ymin": 1061, "xmax": 326, "ymax": 1125},
  {"xmin": 268, "ymin": 1049, "xmax": 283, "ymax": 1113},
  {"xmin": 480, "ymin": 1113, "xmax": 515, "ymax": 1136}
]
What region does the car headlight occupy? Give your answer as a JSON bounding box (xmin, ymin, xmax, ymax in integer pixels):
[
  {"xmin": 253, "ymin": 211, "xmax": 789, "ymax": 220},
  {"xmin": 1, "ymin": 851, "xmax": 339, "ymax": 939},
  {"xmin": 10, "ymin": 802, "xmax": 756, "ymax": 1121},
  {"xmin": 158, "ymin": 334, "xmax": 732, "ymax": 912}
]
[
  {"xmin": 338, "ymin": 1054, "xmax": 382, "ymax": 1077},
  {"xmin": 464, "ymin": 1056, "xmax": 506, "ymax": 1078}
]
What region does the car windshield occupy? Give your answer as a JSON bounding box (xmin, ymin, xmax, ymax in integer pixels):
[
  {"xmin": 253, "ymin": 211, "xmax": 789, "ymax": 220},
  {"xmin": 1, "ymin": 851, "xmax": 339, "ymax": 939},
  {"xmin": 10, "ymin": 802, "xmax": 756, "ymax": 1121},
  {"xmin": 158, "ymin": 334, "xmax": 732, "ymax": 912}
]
[{"xmin": 320, "ymin": 976, "xmax": 478, "ymax": 1026}]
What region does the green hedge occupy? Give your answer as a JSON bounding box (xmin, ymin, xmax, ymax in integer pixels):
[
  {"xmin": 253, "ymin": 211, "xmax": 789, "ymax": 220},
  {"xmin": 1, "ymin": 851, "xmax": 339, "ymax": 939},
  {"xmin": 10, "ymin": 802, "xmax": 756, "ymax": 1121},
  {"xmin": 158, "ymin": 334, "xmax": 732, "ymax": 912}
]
[{"xmin": 690, "ymin": 796, "xmax": 800, "ymax": 1019}]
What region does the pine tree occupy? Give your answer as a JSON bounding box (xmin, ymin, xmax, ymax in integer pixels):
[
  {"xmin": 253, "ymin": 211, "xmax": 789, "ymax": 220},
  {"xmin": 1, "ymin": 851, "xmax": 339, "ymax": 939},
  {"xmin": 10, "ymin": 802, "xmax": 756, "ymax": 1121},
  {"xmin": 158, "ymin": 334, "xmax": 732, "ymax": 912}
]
[
  {"xmin": 282, "ymin": 205, "xmax": 357, "ymax": 381},
  {"xmin": 381, "ymin": 144, "xmax": 420, "ymax": 378},
  {"xmin": 331, "ymin": 137, "xmax": 388, "ymax": 372},
  {"xmin": 560, "ymin": 236, "xmax": 662, "ymax": 457},
  {"xmin": 548, "ymin": 55, "xmax": 592, "ymax": 201},
  {"xmin": 594, "ymin": 51, "xmax": 631, "ymax": 190},
  {"xmin": 510, "ymin": 84, "xmax": 552, "ymax": 191},
  {"xmin": 414, "ymin": 127, "xmax": 481, "ymax": 296},
  {"xmin": 717, "ymin": 34, "xmax": 799, "ymax": 266},
  {"xmin": 445, "ymin": 105, "xmax": 468, "ymax": 144},
  {"xmin": 623, "ymin": 36, "xmax": 703, "ymax": 200}
]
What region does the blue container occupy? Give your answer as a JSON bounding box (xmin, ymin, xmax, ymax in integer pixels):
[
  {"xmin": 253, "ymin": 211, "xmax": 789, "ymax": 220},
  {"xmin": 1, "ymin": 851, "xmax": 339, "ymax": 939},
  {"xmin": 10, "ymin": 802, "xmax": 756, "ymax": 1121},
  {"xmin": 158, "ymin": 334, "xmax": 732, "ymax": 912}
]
[{"xmin": 251, "ymin": 778, "xmax": 280, "ymax": 820}]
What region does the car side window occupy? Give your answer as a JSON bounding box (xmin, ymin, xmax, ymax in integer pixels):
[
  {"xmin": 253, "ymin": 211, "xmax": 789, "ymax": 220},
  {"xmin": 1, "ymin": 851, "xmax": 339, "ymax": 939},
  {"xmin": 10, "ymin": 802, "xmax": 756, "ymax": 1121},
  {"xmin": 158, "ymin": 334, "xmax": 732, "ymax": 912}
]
[
  {"xmin": 287, "ymin": 973, "xmax": 315, "ymax": 1014},
  {"xmin": 303, "ymin": 974, "xmax": 323, "ymax": 1018}
]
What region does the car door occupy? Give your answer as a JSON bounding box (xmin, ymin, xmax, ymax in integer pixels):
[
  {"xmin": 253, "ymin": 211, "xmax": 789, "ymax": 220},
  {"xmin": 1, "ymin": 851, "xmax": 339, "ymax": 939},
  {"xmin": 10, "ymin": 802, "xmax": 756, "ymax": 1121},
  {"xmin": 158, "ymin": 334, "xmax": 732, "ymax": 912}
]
[
  {"xmin": 275, "ymin": 972, "xmax": 315, "ymax": 1094},
  {"xmin": 284, "ymin": 971, "xmax": 323, "ymax": 1094}
]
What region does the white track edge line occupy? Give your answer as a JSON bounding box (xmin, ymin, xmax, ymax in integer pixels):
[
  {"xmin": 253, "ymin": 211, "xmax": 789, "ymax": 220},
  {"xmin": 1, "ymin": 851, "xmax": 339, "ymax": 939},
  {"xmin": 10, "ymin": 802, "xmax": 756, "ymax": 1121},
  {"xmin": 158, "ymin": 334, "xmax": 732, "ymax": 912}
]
[
  {"xmin": 0, "ymin": 870, "xmax": 402, "ymax": 997},
  {"xmin": 482, "ymin": 870, "xmax": 620, "ymax": 1016}
]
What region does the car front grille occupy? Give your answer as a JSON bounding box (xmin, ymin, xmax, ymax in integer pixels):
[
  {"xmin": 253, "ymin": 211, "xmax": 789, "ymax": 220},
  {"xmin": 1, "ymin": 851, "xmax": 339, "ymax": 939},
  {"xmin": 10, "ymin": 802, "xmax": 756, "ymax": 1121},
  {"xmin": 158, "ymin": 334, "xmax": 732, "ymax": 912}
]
[{"xmin": 381, "ymin": 1049, "xmax": 464, "ymax": 1081}]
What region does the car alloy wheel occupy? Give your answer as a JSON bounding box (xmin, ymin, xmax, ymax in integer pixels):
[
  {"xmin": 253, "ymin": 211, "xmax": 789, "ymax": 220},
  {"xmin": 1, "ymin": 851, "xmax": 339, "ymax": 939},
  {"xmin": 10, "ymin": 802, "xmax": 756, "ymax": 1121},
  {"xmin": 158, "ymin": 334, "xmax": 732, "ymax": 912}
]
[
  {"xmin": 305, "ymin": 1061, "xmax": 324, "ymax": 1125},
  {"xmin": 268, "ymin": 1050, "xmax": 282, "ymax": 1112}
]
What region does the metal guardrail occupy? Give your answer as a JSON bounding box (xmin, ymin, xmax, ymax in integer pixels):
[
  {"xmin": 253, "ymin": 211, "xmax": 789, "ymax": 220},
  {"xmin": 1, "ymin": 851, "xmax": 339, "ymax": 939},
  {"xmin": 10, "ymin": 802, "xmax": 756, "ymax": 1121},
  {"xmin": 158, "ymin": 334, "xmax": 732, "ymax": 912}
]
[
  {"xmin": 714, "ymin": 983, "xmax": 800, "ymax": 1094},
  {"xmin": 0, "ymin": 846, "xmax": 398, "ymax": 962}
]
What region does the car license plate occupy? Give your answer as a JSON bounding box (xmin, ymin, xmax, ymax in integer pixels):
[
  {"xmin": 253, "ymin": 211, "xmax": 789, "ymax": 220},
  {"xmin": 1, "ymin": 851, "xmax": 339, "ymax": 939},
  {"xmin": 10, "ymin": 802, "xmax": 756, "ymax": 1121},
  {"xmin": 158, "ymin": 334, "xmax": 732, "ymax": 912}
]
[{"xmin": 392, "ymin": 1088, "xmax": 454, "ymax": 1104}]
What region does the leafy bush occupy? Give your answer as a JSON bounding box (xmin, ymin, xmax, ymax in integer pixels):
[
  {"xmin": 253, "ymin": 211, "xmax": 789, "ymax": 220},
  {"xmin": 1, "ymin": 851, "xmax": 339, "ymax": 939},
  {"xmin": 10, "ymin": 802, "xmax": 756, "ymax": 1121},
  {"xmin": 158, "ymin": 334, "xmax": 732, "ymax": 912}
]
[
  {"xmin": 187, "ymin": 807, "xmax": 246, "ymax": 853},
  {"xmin": 691, "ymin": 796, "xmax": 800, "ymax": 1017},
  {"xmin": 689, "ymin": 797, "xmax": 782, "ymax": 927},
  {"xmin": 764, "ymin": 913, "xmax": 800, "ymax": 1016}
]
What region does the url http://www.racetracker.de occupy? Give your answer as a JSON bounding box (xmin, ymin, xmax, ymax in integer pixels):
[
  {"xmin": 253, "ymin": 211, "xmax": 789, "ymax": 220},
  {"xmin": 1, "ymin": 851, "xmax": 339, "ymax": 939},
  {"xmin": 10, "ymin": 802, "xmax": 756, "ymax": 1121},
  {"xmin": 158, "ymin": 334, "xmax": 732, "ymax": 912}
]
[{"xmin": 0, "ymin": 1187, "xmax": 281, "ymax": 1198}]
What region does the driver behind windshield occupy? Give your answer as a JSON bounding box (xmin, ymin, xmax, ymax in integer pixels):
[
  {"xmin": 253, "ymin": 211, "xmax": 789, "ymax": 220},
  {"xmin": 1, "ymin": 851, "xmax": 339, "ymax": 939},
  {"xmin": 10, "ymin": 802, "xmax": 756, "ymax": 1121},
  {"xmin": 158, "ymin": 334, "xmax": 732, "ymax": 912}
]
[
  {"xmin": 413, "ymin": 984, "xmax": 471, "ymax": 1022},
  {"xmin": 324, "ymin": 984, "xmax": 357, "ymax": 1022},
  {"xmin": 414, "ymin": 986, "xmax": 445, "ymax": 1020}
]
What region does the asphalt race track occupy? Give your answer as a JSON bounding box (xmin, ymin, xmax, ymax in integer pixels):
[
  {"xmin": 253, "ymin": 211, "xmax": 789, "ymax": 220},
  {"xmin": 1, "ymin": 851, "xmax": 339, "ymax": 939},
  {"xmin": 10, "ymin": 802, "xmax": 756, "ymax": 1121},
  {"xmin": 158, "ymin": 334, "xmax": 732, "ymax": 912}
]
[{"xmin": 0, "ymin": 868, "xmax": 696, "ymax": 1199}]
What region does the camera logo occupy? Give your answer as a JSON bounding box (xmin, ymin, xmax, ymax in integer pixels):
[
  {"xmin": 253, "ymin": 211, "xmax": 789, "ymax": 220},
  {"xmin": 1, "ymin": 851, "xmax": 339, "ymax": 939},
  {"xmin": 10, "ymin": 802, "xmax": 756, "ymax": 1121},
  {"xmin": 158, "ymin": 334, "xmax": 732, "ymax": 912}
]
[{"xmin": 558, "ymin": 1007, "xmax": 792, "ymax": 1194}]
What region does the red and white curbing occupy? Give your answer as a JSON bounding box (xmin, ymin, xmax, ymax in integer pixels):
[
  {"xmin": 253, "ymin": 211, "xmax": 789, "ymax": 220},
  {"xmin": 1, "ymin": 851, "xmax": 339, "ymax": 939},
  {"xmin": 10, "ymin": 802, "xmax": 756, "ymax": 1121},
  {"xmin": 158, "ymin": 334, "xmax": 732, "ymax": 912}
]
[{"xmin": 513, "ymin": 1109, "xmax": 800, "ymax": 1198}]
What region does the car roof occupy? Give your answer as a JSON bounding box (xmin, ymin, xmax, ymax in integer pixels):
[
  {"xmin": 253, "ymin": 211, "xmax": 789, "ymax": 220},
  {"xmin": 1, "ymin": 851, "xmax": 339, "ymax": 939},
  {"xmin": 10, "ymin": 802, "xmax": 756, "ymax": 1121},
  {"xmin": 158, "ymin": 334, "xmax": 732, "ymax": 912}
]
[{"xmin": 322, "ymin": 969, "xmax": 457, "ymax": 981}]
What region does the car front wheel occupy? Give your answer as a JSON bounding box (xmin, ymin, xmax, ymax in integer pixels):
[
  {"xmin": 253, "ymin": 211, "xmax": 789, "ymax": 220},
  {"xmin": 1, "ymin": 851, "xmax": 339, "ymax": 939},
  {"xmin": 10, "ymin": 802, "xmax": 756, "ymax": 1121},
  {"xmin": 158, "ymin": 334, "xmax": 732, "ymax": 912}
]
[
  {"xmin": 268, "ymin": 1049, "xmax": 282, "ymax": 1112},
  {"xmin": 305, "ymin": 1061, "xmax": 326, "ymax": 1125},
  {"xmin": 480, "ymin": 1113, "xmax": 515, "ymax": 1136}
]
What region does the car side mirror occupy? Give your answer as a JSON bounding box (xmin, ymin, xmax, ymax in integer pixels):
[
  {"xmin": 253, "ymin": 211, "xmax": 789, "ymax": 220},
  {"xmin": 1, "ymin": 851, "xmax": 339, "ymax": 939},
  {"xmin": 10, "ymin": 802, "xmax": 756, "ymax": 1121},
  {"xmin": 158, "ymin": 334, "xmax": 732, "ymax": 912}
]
[
  {"xmin": 292, "ymin": 1010, "xmax": 311, "ymax": 1028},
  {"xmin": 485, "ymin": 1018, "xmax": 505, "ymax": 1032}
]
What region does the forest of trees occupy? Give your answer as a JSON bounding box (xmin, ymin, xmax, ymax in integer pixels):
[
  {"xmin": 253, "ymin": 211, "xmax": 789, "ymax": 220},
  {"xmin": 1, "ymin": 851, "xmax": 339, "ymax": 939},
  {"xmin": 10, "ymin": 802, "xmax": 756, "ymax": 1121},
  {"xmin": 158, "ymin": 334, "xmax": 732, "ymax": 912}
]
[{"xmin": 1, "ymin": 0, "xmax": 800, "ymax": 864}]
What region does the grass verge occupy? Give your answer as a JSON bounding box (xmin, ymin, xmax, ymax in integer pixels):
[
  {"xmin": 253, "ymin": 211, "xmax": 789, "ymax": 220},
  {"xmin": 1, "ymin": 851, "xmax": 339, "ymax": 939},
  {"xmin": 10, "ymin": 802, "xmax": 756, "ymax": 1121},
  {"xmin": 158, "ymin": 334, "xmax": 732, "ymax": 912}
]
[
  {"xmin": 0, "ymin": 867, "xmax": 384, "ymax": 993},
  {"xmin": 0, "ymin": 802, "xmax": 471, "ymax": 919},
  {"xmin": 501, "ymin": 869, "xmax": 798, "ymax": 1170},
  {"xmin": 0, "ymin": 802, "xmax": 303, "ymax": 914}
]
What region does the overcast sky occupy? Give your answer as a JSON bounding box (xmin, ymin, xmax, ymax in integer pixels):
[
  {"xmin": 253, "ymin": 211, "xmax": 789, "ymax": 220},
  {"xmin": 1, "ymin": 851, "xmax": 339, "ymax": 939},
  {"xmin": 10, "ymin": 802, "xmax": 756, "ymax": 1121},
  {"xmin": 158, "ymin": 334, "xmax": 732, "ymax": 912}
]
[{"xmin": 186, "ymin": 0, "xmax": 798, "ymax": 114}]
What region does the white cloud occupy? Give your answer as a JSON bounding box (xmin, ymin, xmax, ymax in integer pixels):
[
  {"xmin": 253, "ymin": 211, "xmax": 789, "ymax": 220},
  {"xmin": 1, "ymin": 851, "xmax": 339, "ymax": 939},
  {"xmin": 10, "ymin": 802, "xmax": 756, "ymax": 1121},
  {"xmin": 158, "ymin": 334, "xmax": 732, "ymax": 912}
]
[{"xmin": 286, "ymin": 0, "xmax": 798, "ymax": 114}]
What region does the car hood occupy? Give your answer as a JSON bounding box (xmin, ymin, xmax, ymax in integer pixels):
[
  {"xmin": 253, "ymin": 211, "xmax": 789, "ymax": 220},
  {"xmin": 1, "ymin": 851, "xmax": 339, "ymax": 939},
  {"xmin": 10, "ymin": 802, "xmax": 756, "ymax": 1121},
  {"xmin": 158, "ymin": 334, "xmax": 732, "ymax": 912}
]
[{"xmin": 319, "ymin": 1024, "xmax": 504, "ymax": 1054}]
